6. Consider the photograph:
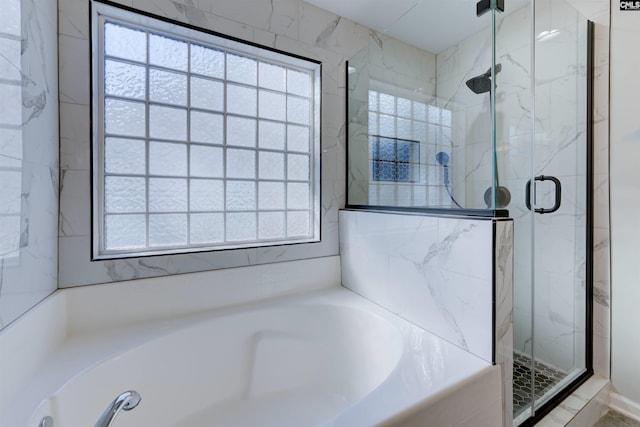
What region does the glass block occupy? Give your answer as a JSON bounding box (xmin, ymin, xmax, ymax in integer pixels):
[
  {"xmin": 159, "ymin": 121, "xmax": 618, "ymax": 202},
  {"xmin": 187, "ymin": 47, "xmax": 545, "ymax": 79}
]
[
  {"xmin": 104, "ymin": 23, "xmax": 146, "ymax": 63},
  {"xmin": 377, "ymin": 138, "xmax": 395, "ymax": 161},
  {"xmin": 414, "ymin": 122, "xmax": 427, "ymax": 142},
  {"xmin": 442, "ymin": 108, "xmax": 452, "ymax": 126},
  {"xmin": 149, "ymin": 141, "xmax": 187, "ymax": 176},
  {"xmin": 149, "ymin": 33, "xmax": 188, "ymax": 71},
  {"xmin": 258, "ymin": 181, "xmax": 285, "ymax": 210},
  {"xmin": 190, "ymin": 44, "xmax": 224, "ymax": 78},
  {"xmin": 227, "ymin": 53, "xmax": 257, "ymax": 85},
  {"xmin": 190, "ymin": 110, "xmax": 224, "ymax": 144},
  {"xmin": 287, "ymin": 96, "xmax": 310, "ymax": 125},
  {"xmin": 190, "ymin": 145, "xmax": 223, "ymax": 178},
  {"xmin": 227, "ymin": 148, "xmax": 255, "ymax": 179},
  {"xmin": 105, "ymin": 214, "xmax": 146, "ymax": 250},
  {"xmin": 149, "ymin": 178, "xmax": 188, "ymax": 212},
  {"xmin": 369, "ymin": 137, "xmax": 378, "ymax": 160},
  {"xmin": 150, "ymin": 105, "xmax": 187, "ymax": 141},
  {"xmin": 287, "ymin": 125, "xmax": 309, "ymax": 153},
  {"xmin": 379, "ymin": 114, "xmax": 395, "ymax": 138},
  {"xmin": 368, "ymin": 90, "xmax": 378, "ymax": 111},
  {"xmin": 287, "ymin": 69, "xmax": 310, "ymax": 97},
  {"xmin": 191, "ymin": 111, "xmax": 223, "ymax": 144},
  {"xmin": 258, "ymin": 91, "xmax": 286, "ymax": 121},
  {"xmin": 397, "ymin": 97, "xmax": 411, "ymax": 118},
  {"xmin": 375, "ymin": 162, "xmax": 396, "ymax": 182},
  {"xmin": 227, "ymin": 84, "xmax": 257, "ymax": 116},
  {"xmin": 105, "ymin": 138, "xmax": 146, "ymax": 175},
  {"xmin": 190, "ymin": 213, "xmax": 224, "ymax": 244},
  {"xmin": 259, "ymin": 151, "xmax": 284, "ymax": 180},
  {"xmin": 258, "ymin": 121, "xmax": 285, "ymax": 150},
  {"xmin": 287, "ymin": 154, "xmax": 309, "ymax": 181},
  {"xmin": 428, "ymin": 124, "xmax": 438, "ymax": 144},
  {"xmin": 190, "ymin": 179, "xmax": 224, "ymax": 211},
  {"xmin": 397, "ymin": 164, "xmax": 410, "ymax": 182},
  {"xmin": 413, "ymin": 101, "xmax": 427, "ymax": 121},
  {"xmin": 227, "ymin": 116, "xmax": 256, "ymax": 147},
  {"xmin": 150, "ymin": 69, "xmax": 187, "ymax": 105},
  {"xmin": 442, "ymin": 126, "xmax": 452, "ymax": 145},
  {"xmin": 287, "ymin": 182, "xmax": 309, "ymax": 209},
  {"xmin": 190, "ymin": 77, "xmax": 223, "ymax": 111},
  {"xmin": 226, "ymin": 181, "xmax": 256, "ymax": 211},
  {"xmin": 149, "ymin": 213, "xmax": 188, "ymax": 246},
  {"xmin": 259, "ymin": 62, "xmax": 286, "ymax": 91},
  {"xmin": 379, "ymin": 93, "xmax": 395, "ymax": 115},
  {"xmin": 397, "ymin": 118, "xmax": 412, "ymax": 140},
  {"xmin": 287, "ymin": 211, "xmax": 310, "ymax": 237},
  {"xmin": 258, "ymin": 212, "xmax": 285, "ymax": 239},
  {"xmin": 105, "ymin": 176, "xmax": 146, "ymax": 213},
  {"xmin": 105, "ymin": 60, "xmax": 145, "ymax": 99},
  {"xmin": 428, "ymin": 105, "xmax": 441, "ymax": 124},
  {"xmin": 226, "ymin": 212, "xmax": 256, "ymax": 241},
  {"xmin": 368, "ymin": 112, "xmax": 379, "ymax": 134},
  {"xmin": 105, "ymin": 98, "xmax": 145, "ymax": 137},
  {"xmin": 397, "ymin": 142, "xmax": 411, "ymax": 162}
]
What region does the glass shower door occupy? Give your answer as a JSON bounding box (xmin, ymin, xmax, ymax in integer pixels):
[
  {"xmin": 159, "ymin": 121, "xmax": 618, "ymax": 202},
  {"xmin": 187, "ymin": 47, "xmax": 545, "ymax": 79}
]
[{"xmin": 507, "ymin": 0, "xmax": 592, "ymax": 424}]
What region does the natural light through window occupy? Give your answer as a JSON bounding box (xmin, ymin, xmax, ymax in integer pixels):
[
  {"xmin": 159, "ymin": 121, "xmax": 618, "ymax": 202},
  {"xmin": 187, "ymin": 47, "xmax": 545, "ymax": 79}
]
[{"xmin": 91, "ymin": 2, "xmax": 321, "ymax": 258}]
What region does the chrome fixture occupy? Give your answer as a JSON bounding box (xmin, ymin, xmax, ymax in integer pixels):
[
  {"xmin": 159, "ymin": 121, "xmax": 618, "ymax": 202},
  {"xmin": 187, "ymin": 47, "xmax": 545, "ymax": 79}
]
[
  {"xmin": 95, "ymin": 390, "xmax": 141, "ymax": 427},
  {"xmin": 39, "ymin": 416, "xmax": 54, "ymax": 427}
]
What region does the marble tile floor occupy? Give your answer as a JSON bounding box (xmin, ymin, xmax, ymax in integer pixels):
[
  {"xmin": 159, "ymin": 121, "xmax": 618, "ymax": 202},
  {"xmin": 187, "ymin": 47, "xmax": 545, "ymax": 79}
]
[
  {"xmin": 594, "ymin": 411, "xmax": 640, "ymax": 427},
  {"xmin": 513, "ymin": 352, "xmax": 566, "ymax": 418}
]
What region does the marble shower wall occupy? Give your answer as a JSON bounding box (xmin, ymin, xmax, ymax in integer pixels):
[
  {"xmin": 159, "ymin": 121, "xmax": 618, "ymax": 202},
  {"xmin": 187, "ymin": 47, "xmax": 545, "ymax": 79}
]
[
  {"xmin": 56, "ymin": 0, "xmax": 430, "ymax": 287},
  {"xmin": 0, "ymin": 0, "xmax": 59, "ymax": 329},
  {"xmin": 580, "ymin": 0, "xmax": 611, "ymax": 382},
  {"xmin": 339, "ymin": 209, "xmax": 514, "ymax": 365}
]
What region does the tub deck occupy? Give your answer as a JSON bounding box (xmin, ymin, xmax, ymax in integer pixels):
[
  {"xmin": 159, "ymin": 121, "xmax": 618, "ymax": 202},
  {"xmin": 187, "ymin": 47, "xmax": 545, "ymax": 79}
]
[{"xmin": 1, "ymin": 287, "xmax": 502, "ymax": 427}]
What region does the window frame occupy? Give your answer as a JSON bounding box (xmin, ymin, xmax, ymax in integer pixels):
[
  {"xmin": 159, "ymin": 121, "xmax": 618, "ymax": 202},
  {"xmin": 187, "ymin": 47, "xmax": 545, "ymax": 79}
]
[{"xmin": 90, "ymin": 1, "xmax": 322, "ymax": 260}]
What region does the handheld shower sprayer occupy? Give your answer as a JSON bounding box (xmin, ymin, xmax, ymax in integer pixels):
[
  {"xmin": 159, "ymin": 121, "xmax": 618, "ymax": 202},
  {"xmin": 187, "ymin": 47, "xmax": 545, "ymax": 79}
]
[
  {"xmin": 436, "ymin": 151, "xmax": 451, "ymax": 185},
  {"xmin": 436, "ymin": 152, "xmax": 462, "ymax": 208}
]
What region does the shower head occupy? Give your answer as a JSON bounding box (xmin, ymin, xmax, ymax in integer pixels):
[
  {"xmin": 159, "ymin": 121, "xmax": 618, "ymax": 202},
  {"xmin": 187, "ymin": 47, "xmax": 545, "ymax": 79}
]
[
  {"xmin": 465, "ymin": 63, "xmax": 502, "ymax": 94},
  {"xmin": 436, "ymin": 151, "xmax": 450, "ymax": 166}
]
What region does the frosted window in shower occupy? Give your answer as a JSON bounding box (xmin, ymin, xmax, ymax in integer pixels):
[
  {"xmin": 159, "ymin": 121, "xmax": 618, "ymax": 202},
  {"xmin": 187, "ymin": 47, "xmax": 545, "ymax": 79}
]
[
  {"xmin": 91, "ymin": 1, "xmax": 321, "ymax": 258},
  {"xmin": 367, "ymin": 87, "xmax": 453, "ymax": 208}
]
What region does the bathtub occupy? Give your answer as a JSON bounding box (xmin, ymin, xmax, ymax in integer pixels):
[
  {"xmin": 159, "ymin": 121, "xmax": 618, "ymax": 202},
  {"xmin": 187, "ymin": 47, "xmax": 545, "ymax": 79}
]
[{"xmin": 2, "ymin": 285, "xmax": 501, "ymax": 427}]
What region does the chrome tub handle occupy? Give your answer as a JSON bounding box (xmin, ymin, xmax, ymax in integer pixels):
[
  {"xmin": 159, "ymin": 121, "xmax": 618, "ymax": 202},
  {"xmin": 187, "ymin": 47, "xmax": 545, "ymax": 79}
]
[{"xmin": 95, "ymin": 390, "xmax": 141, "ymax": 427}]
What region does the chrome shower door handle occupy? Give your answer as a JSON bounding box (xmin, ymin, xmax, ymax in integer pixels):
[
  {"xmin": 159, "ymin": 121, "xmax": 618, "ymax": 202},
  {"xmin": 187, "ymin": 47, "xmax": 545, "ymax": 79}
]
[{"xmin": 525, "ymin": 175, "xmax": 562, "ymax": 214}]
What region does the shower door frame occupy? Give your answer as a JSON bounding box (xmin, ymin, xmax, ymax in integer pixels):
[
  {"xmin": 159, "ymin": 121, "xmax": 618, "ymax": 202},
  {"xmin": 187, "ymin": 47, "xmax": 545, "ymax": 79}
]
[{"xmin": 516, "ymin": 17, "xmax": 595, "ymax": 427}]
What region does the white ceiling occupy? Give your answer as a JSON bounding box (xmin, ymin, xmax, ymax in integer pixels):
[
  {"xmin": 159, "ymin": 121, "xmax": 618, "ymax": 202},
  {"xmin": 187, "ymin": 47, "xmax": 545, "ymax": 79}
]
[{"xmin": 304, "ymin": 0, "xmax": 531, "ymax": 53}]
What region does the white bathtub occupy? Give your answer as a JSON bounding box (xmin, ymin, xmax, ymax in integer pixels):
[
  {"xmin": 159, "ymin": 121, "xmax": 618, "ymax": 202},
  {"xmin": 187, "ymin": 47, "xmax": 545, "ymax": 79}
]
[{"xmin": 2, "ymin": 284, "xmax": 501, "ymax": 427}]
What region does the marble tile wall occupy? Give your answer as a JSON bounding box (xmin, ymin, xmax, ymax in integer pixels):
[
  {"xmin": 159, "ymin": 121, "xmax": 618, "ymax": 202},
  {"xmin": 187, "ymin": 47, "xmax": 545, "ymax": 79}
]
[
  {"xmin": 0, "ymin": 0, "xmax": 59, "ymax": 328},
  {"xmin": 581, "ymin": 0, "xmax": 611, "ymax": 383},
  {"xmin": 56, "ymin": 0, "xmax": 409, "ymax": 287},
  {"xmin": 339, "ymin": 209, "xmax": 513, "ymax": 365},
  {"xmin": 495, "ymin": 219, "xmax": 515, "ymax": 427}
]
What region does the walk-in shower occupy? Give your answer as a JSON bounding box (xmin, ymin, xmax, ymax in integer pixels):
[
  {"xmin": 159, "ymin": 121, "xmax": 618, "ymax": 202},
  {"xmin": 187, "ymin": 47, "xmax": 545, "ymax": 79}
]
[{"xmin": 346, "ymin": 0, "xmax": 593, "ymax": 425}]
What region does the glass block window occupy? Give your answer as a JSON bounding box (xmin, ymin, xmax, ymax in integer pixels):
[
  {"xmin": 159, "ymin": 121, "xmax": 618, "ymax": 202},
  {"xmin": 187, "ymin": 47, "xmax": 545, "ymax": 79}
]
[
  {"xmin": 367, "ymin": 86, "xmax": 453, "ymax": 207},
  {"xmin": 91, "ymin": 2, "xmax": 321, "ymax": 258},
  {"xmin": 369, "ymin": 136, "xmax": 419, "ymax": 182}
]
